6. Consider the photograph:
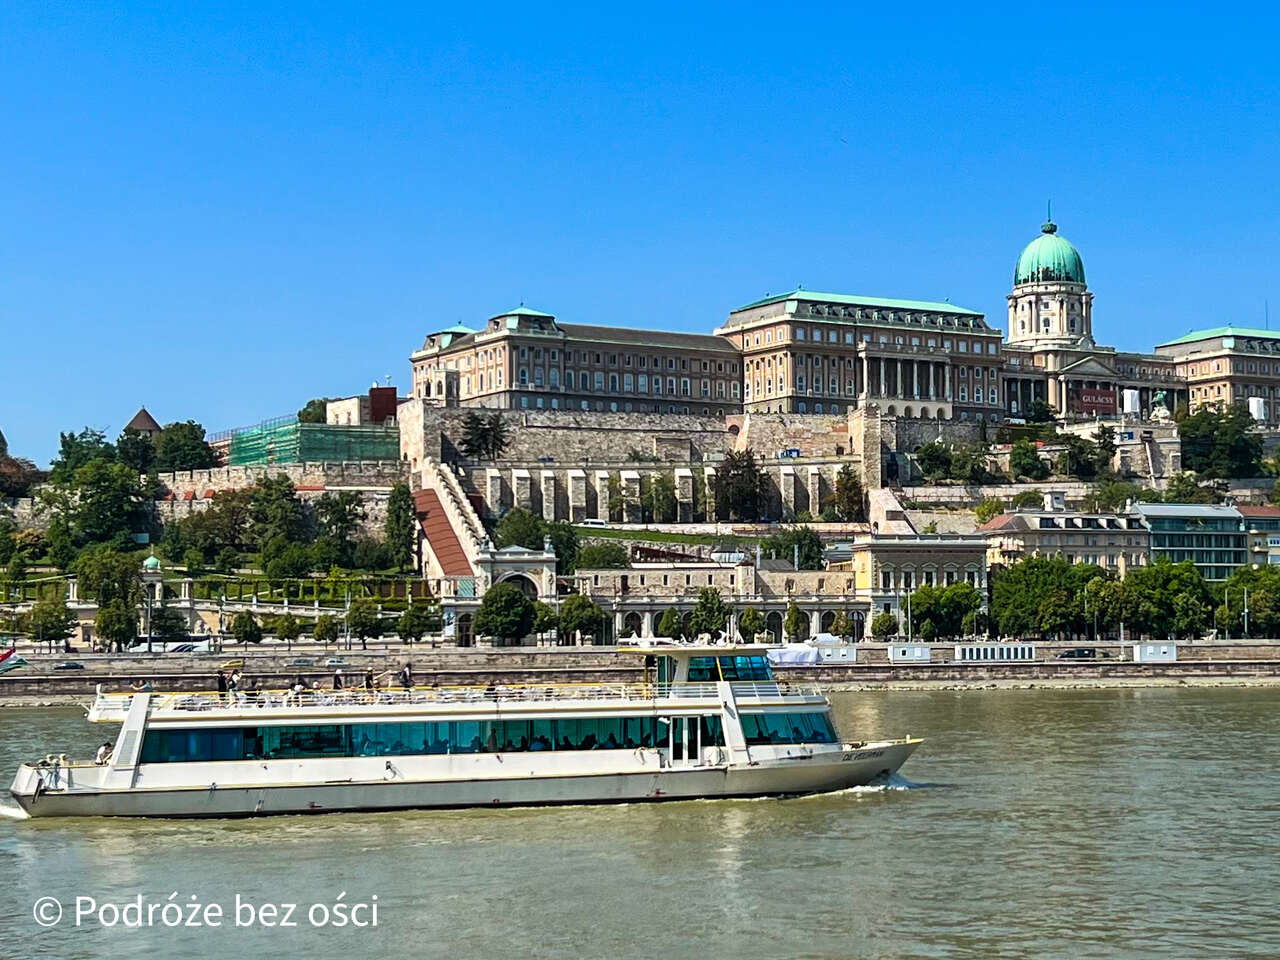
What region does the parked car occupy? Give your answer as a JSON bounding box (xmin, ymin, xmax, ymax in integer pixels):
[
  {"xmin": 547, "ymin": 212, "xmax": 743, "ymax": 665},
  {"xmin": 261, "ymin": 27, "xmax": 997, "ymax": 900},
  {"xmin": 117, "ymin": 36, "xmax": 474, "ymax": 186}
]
[
  {"xmin": 288, "ymin": 658, "xmax": 315, "ymax": 667},
  {"xmin": 1056, "ymin": 648, "xmax": 1098, "ymax": 660},
  {"xmin": 579, "ymin": 518, "xmax": 608, "ymax": 528},
  {"xmin": 53, "ymin": 661, "xmax": 85, "ymax": 670},
  {"xmin": 324, "ymin": 657, "xmax": 348, "ymax": 668}
]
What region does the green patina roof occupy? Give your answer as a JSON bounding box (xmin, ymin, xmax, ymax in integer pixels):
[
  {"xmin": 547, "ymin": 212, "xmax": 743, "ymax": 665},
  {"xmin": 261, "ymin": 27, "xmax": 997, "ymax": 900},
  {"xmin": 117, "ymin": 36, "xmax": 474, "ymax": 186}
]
[
  {"xmin": 1158, "ymin": 325, "xmax": 1280, "ymax": 347},
  {"xmin": 142, "ymin": 555, "xmax": 161, "ymax": 571},
  {"xmin": 1014, "ymin": 221, "xmax": 1085, "ymax": 285},
  {"xmin": 491, "ymin": 306, "xmax": 554, "ymax": 320},
  {"xmin": 733, "ymin": 289, "xmax": 982, "ymax": 316},
  {"xmin": 438, "ymin": 323, "xmax": 475, "ymax": 335}
]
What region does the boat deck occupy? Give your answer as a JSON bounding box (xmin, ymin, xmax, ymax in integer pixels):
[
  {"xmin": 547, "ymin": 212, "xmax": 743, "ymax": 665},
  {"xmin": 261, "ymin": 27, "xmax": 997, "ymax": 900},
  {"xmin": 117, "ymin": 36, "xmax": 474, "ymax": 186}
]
[{"xmin": 86, "ymin": 681, "xmax": 828, "ymax": 722}]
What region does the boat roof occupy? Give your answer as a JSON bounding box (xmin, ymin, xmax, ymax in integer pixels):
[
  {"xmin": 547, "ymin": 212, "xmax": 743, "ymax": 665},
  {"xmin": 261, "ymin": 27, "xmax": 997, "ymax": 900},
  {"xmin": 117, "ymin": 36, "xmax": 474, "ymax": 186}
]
[{"xmin": 617, "ymin": 639, "xmax": 779, "ymax": 657}]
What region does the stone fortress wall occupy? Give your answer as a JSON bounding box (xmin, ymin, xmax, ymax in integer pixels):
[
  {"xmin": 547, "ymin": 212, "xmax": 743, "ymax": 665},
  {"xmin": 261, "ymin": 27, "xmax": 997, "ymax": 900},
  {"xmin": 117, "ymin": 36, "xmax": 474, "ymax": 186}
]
[{"xmin": 154, "ymin": 461, "xmax": 407, "ymax": 499}]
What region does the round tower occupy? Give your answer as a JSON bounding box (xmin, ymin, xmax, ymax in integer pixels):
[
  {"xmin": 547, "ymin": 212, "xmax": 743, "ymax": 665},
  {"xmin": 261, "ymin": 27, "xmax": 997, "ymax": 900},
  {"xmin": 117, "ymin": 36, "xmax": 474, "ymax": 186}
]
[{"xmin": 1006, "ymin": 218, "xmax": 1092, "ymax": 345}]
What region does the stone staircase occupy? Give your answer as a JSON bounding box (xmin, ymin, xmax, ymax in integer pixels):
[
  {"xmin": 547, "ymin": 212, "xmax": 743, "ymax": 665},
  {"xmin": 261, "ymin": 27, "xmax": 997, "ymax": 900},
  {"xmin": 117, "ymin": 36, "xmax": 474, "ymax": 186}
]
[{"xmin": 414, "ymin": 459, "xmax": 488, "ymax": 577}]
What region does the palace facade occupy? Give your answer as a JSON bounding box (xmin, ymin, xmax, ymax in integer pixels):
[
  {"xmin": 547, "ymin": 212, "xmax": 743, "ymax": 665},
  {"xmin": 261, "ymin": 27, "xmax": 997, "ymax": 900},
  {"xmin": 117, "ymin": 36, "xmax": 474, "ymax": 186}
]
[{"xmin": 409, "ymin": 220, "xmax": 1271, "ymax": 426}]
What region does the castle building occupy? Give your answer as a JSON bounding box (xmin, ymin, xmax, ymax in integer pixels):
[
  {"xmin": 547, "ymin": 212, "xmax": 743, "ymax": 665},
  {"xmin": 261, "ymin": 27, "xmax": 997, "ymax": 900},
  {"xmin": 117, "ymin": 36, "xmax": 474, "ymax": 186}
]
[{"xmin": 1155, "ymin": 326, "xmax": 1280, "ymax": 423}]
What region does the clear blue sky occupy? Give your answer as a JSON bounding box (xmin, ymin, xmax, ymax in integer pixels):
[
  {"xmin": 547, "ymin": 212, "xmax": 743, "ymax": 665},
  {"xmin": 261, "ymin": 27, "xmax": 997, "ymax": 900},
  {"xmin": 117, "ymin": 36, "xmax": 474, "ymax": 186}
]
[{"xmin": 4, "ymin": 3, "xmax": 1278, "ymax": 465}]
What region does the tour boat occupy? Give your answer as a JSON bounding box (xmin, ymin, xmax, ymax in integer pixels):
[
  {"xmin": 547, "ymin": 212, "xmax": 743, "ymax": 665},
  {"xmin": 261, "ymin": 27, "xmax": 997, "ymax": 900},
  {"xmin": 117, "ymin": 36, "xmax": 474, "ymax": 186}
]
[{"xmin": 8, "ymin": 641, "xmax": 921, "ymax": 818}]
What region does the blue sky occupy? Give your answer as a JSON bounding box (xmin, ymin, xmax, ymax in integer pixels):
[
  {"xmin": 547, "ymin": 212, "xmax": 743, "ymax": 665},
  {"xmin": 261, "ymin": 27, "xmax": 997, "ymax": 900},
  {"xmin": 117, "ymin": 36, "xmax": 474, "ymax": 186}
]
[{"xmin": 4, "ymin": 3, "xmax": 1278, "ymax": 464}]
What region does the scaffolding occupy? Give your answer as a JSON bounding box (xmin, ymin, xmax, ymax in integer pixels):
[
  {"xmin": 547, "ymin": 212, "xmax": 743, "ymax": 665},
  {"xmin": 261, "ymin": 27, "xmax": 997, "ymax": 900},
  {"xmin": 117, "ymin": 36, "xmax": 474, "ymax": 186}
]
[{"xmin": 222, "ymin": 417, "xmax": 400, "ymax": 466}]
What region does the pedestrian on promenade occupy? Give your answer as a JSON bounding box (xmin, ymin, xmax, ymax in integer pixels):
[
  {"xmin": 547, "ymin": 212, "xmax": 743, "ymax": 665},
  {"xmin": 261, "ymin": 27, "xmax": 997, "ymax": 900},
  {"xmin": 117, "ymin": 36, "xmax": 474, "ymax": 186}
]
[{"xmin": 216, "ymin": 670, "xmax": 228, "ymax": 703}]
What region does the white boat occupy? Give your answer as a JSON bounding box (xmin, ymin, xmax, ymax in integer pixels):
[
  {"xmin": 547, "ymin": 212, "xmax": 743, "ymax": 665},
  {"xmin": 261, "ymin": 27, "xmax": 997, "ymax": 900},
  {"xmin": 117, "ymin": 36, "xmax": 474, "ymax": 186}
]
[{"xmin": 8, "ymin": 641, "xmax": 921, "ymax": 818}]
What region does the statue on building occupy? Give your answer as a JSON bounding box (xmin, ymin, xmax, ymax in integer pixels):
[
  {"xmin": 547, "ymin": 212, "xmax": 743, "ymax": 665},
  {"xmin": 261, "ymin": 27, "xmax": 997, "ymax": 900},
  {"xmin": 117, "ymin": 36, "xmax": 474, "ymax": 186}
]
[{"xmin": 1151, "ymin": 390, "xmax": 1171, "ymax": 423}]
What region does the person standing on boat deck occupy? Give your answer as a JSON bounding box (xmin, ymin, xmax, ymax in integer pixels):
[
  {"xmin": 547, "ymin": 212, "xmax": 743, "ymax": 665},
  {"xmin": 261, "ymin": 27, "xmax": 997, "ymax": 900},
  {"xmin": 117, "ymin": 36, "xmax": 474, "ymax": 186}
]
[
  {"xmin": 228, "ymin": 670, "xmax": 243, "ymax": 704},
  {"xmin": 216, "ymin": 670, "xmax": 228, "ymax": 703},
  {"xmin": 364, "ymin": 669, "xmax": 375, "ymax": 690},
  {"xmin": 399, "ymin": 662, "xmax": 413, "ymax": 690},
  {"xmin": 333, "ymin": 668, "xmax": 344, "ymax": 691},
  {"xmin": 94, "ymin": 742, "xmax": 113, "ymax": 765}
]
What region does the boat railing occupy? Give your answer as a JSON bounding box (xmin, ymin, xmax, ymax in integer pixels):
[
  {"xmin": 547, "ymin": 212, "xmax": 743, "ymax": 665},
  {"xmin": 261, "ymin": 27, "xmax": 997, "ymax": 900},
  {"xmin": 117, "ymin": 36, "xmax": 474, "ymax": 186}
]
[{"xmin": 87, "ymin": 680, "xmax": 823, "ymax": 719}]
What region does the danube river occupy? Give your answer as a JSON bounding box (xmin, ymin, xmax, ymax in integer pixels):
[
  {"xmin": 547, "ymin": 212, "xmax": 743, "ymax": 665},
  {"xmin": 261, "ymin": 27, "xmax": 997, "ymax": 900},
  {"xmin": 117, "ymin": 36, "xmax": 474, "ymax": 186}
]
[{"xmin": 2, "ymin": 687, "xmax": 1278, "ymax": 959}]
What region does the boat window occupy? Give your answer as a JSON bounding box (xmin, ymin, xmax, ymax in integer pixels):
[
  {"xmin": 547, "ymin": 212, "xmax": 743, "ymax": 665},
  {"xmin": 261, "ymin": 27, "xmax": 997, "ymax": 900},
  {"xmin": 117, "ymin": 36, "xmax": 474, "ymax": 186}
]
[
  {"xmin": 717, "ymin": 656, "xmax": 772, "ymax": 681},
  {"xmin": 739, "ymin": 712, "xmax": 837, "ymax": 745},
  {"xmin": 138, "ymin": 715, "xmax": 728, "ymax": 763},
  {"xmin": 687, "ymin": 657, "xmax": 717, "ymax": 682}
]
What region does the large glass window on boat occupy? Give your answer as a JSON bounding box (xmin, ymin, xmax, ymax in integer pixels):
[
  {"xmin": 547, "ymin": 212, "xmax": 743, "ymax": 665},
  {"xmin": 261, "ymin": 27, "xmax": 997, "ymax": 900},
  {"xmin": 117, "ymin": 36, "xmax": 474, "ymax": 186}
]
[
  {"xmin": 685, "ymin": 656, "xmax": 773, "ymax": 682},
  {"xmin": 138, "ymin": 714, "xmax": 727, "ymax": 763},
  {"xmin": 740, "ymin": 712, "xmax": 837, "ymax": 745}
]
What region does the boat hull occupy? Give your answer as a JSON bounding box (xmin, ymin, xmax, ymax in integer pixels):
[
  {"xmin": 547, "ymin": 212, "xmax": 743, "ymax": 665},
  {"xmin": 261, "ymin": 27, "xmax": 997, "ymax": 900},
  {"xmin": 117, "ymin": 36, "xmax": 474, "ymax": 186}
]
[{"xmin": 10, "ymin": 741, "xmax": 918, "ymax": 818}]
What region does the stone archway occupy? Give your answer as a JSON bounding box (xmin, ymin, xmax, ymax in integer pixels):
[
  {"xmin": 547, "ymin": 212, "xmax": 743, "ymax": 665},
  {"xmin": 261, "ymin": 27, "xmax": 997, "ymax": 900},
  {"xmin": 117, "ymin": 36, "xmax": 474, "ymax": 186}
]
[
  {"xmin": 623, "ymin": 611, "xmax": 642, "ymax": 638},
  {"xmin": 765, "ymin": 611, "xmax": 783, "ymax": 643},
  {"xmin": 501, "ymin": 574, "xmax": 539, "ymax": 601},
  {"xmin": 820, "ymin": 611, "xmax": 836, "ymax": 633},
  {"xmin": 456, "ymin": 613, "xmax": 474, "ymax": 647}
]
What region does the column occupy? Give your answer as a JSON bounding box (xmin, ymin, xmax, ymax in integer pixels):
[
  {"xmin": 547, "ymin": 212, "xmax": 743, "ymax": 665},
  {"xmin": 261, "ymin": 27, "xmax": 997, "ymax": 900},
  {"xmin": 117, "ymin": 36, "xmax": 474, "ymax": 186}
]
[
  {"xmin": 945, "ymin": 365, "xmax": 952, "ymax": 401},
  {"xmin": 897, "ymin": 359, "xmax": 904, "ymax": 399},
  {"xmin": 912, "ymin": 360, "xmax": 920, "ymax": 399},
  {"xmin": 928, "ymin": 363, "xmax": 936, "ymax": 401},
  {"xmin": 878, "ymin": 357, "xmax": 885, "ymax": 397},
  {"xmin": 808, "ymin": 610, "xmax": 821, "ymax": 639},
  {"xmin": 860, "ymin": 356, "xmax": 868, "ymax": 398},
  {"xmin": 642, "ymin": 611, "xmax": 654, "ymax": 637}
]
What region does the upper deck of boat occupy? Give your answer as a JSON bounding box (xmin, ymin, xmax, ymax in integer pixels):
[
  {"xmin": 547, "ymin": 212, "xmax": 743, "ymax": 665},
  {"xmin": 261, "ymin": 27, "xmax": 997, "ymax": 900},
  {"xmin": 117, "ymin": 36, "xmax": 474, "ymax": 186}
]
[{"xmin": 86, "ymin": 679, "xmax": 828, "ymax": 724}]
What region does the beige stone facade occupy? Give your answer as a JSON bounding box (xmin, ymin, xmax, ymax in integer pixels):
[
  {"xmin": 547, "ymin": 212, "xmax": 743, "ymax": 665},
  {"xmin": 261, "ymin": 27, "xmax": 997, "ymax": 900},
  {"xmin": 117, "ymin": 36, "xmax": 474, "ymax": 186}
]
[
  {"xmin": 978, "ymin": 504, "xmax": 1150, "ymax": 575},
  {"xmin": 1156, "ymin": 328, "xmax": 1280, "ymax": 425}
]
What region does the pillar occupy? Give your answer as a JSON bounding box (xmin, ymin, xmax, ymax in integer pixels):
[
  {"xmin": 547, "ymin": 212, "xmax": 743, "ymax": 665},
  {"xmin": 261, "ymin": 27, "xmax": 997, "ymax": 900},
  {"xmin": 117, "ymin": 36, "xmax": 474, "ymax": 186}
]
[
  {"xmin": 945, "ymin": 365, "xmax": 952, "ymax": 401},
  {"xmin": 620, "ymin": 470, "xmax": 643, "ymax": 523},
  {"xmin": 913, "ymin": 360, "xmax": 920, "ymax": 399},
  {"xmin": 486, "ymin": 468, "xmax": 503, "ymax": 515},
  {"xmin": 595, "ymin": 470, "xmax": 611, "ymax": 521},
  {"xmin": 807, "ymin": 465, "xmax": 822, "ymax": 517},
  {"xmin": 809, "ymin": 610, "xmax": 821, "ymax": 638},
  {"xmin": 779, "ymin": 465, "xmax": 797, "ymax": 519},
  {"xmin": 703, "ymin": 467, "xmax": 717, "ymax": 520},
  {"xmin": 567, "ymin": 469, "xmax": 588, "ymax": 522},
  {"xmin": 512, "ymin": 468, "xmax": 533, "ymax": 511},
  {"xmin": 674, "ymin": 467, "xmax": 694, "ymax": 522},
  {"xmin": 897, "ymin": 359, "xmax": 904, "ymax": 399},
  {"xmin": 540, "ymin": 471, "xmax": 556, "ymax": 522},
  {"xmin": 642, "ymin": 611, "xmax": 654, "ymax": 637}
]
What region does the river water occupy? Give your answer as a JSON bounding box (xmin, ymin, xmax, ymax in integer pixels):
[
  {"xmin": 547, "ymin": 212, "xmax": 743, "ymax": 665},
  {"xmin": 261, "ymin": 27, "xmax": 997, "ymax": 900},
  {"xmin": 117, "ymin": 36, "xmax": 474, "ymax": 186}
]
[{"xmin": 1, "ymin": 687, "xmax": 1277, "ymax": 959}]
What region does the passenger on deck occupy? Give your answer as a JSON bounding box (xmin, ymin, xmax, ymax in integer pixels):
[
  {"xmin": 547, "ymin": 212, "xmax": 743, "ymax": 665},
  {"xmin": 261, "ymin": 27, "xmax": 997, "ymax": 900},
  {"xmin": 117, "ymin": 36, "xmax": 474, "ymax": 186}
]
[
  {"xmin": 94, "ymin": 742, "xmax": 114, "ymax": 765},
  {"xmin": 333, "ymin": 669, "xmax": 344, "ymax": 691}
]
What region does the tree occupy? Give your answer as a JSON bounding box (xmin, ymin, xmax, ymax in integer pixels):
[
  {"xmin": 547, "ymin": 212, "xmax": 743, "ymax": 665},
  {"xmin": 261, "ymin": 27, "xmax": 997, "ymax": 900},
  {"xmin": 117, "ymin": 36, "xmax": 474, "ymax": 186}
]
[
  {"xmin": 1124, "ymin": 560, "xmax": 1211, "ymax": 639},
  {"xmin": 313, "ymin": 614, "xmax": 339, "ymax": 644},
  {"xmin": 738, "ymin": 606, "xmax": 765, "ymax": 641},
  {"xmin": 1094, "ymin": 424, "xmax": 1117, "ymax": 475},
  {"xmin": 1084, "ymin": 479, "xmax": 1146, "ymax": 513},
  {"xmin": 0, "ymin": 453, "xmax": 45, "ymax": 499},
  {"xmin": 783, "ymin": 601, "xmax": 806, "ymax": 642},
  {"xmin": 1010, "ymin": 439, "xmax": 1049, "ymax": 481},
  {"xmin": 153, "ymin": 421, "xmax": 218, "ymax": 471},
  {"xmin": 49, "ymin": 428, "xmax": 115, "ymax": 483},
  {"xmin": 248, "ymin": 475, "xmax": 307, "ymax": 549},
  {"xmin": 397, "ymin": 599, "xmax": 442, "ymax": 643},
  {"xmin": 1025, "ymin": 398, "xmax": 1055, "ymax": 423},
  {"xmin": 871, "ymin": 611, "xmax": 899, "ymax": 639},
  {"xmin": 385, "ymin": 482, "xmax": 416, "ymax": 572},
  {"xmin": 297, "ymin": 398, "xmax": 331, "ymax": 424},
  {"xmin": 274, "ymin": 612, "xmax": 302, "ymax": 645},
  {"xmin": 712, "ymin": 449, "xmax": 766, "ymax": 521},
  {"xmin": 484, "ymin": 414, "xmax": 510, "ymax": 459},
  {"xmin": 26, "ymin": 597, "xmax": 76, "ymax": 650},
  {"xmin": 1010, "ymin": 489, "xmax": 1043, "ymax": 509},
  {"xmin": 647, "ymin": 473, "xmax": 678, "ymax": 523},
  {"xmin": 1162, "ymin": 471, "xmax": 1220, "ymax": 504},
  {"xmin": 346, "ymin": 597, "xmax": 382, "ymax": 648},
  {"xmin": 974, "ymin": 498, "xmax": 1004, "ymax": 524},
  {"xmin": 830, "ymin": 464, "xmax": 866, "ymax": 522},
  {"xmin": 908, "ymin": 582, "xmax": 982, "ymax": 639},
  {"xmin": 230, "ymin": 611, "xmax": 263, "ymax": 644},
  {"xmin": 543, "ymin": 522, "xmax": 579, "ymax": 576},
  {"xmin": 149, "ymin": 603, "xmax": 189, "ymax": 644},
  {"xmin": 75, "ymin": 547, "xmax": 141, "ymax": 608},
  {"xmin": 949, "ymin": 446, "xmax": 996, "ymax": 484},
  {"xmin": 575, "ymin": 542, "xmax": 629, "ymax": 569},
  {"xmin": 657, "ymin": 606, "xmax": 683, "ymax": 639},
  {"xmin": 116, "ymin": 428, "xmax": 156, "ymax": 473},
  {"xmin": 46, "ymin": 515, "xmax": 77, "ymax": 571},
  {"xmin": 762, "ymin": 526, "xmax": 824, "ymax": 570},
  {"xmin": 460, "ymin": 412, "xmax": 488, "ymax": 459},
  {"xmin": 830, "ymin": 610, "xmax": 853, "ymax": 639},
  {"xmin": 95, "ymin": 599, "xmax": 137, "ymax": 652},
  {"xmin": 914, "ymin": 442, "xmax": 952, "ymax": 482},
  {"xmin": 182, "ymin": 547, "xmax": 204, "ymax": 573},
  {"xmin": 473, "ymin": 582, "xmax": 534, "ymax": 644},
  {"xmin": 215, "ymin": 547, "xmax": 239, "ymax": 574},
  {"xmin": 559, "ymin": 593, "xmax": 605, "ymax": 644},
  {"xmin": 1178, "ymin": 405, "xmax": 1262, "ymax": 479},
  {"xmin": 532, "ymin": 601, "xmax": 560, "ymax": 638},
  {"xmin": 689, "ymin": 587, "xmax": 731, "ymax": 637},
  {"xmin": 1053, "ymin": 434, "xmax": 1101, "ymax": 480},
  {"xmin": 48, "ymin": 459, "xmax": 146, "ymax": 547},
  {"xmin": 991, "ymin": 556, "xmax": 1108, "ymax": 637},
  {"xmin": 315, "ymin": 491, "xmax": 365, "ymax": 567},
  {"xmin": 496, "ymin": 507, "xmax": 544, "ymax": 551}
]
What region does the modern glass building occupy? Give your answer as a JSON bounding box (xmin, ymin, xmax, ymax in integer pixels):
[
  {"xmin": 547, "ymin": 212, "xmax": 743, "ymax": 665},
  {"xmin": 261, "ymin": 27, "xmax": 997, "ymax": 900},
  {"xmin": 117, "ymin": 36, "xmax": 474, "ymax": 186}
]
[{"xmin": 1131, "ymin": 503, "xmax": 1248, "ymax": 582}]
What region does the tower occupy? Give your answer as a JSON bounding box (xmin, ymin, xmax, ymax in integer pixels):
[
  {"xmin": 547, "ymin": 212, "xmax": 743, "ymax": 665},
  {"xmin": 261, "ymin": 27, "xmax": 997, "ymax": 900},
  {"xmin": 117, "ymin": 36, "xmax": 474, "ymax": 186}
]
[{"xmin": 1006, "ymin": 216, "xmax": 1092, "ymax": 346}]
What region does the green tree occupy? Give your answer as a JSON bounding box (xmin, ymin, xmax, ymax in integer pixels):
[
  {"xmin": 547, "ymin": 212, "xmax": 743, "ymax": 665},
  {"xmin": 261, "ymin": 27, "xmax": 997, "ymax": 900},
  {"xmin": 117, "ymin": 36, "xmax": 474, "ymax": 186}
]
[
  {"xmin": 315, "ymin": 490, "xmax": 365, "ymax": 567},
  {"xmin": 908, "ymin": 582, "xmax": 982, "ymax": 638},
  {"xmin": 6, "ymin": 549, "xmax": 29, "ymax": 585},
  {"xmin": 1178, "ymin": 405, "xmax": 1262, "ymax": 479},
  {"xmin": 274, "ymin": 612, "xmax": 302, "ymax": 645},
  {"xmin": 647, "ymin": 472, "xmax": 678, "ymax": 523},
  {"xmin": 871, "ymin": 611, "xmax": 899, "ymax": 639},
  {"xmin": 1084, "ymin": 479, "xmax": 1146, "ymax": 512},
  {"xmin": 215, "ymin": 547, "xmax": 239, "ymax": 574},
  {"xmin": 496, "ymin": 507, "xmax": 544, "ymax": 550},
  {"xmin": 95, "ymin": 599, "xmax": 137, "ymax": 652},
  {"xmin": 991, "ymin": 556, "xmax": 1108, "ymax": 637},
  {"xmin": 738, "ymin": 605, "xmax": 765, "ymax": 641},
  {"xmin": 1010, "ymin": 489, "xmax": 1043, "ymax": 509},
  {"xmin": 914, "ymin": 442, "xmax": 952, "ymax": 482},
  {"xmin": 385, "ymin": 481, "xmax": 416, "ymax": 572},
  {"xmin": 688, "ymin": 587, "xmax": 731, "ymax": 637},
  {"xmin": 49, "ymin": 428, "xmax": 115, "ymax": 483},
  {"xmin": 1094, "ymin": 424, "xmax": 1117, "ymax": 475},
  {"xmin": 182, "ymin": 547, "xmax": 204, "ymax": 573},
  {"xmin": 46, "ymin": 515, "xmax": 77, "ymax": 571},
  {"xmin": 346, "ymin": 597, "xmax": 383, "ymax": 648},
  {"xmin": 1162, "ymin": 471, "xmax": 1220, "ymax": 504},
  {"xmin": 543, "ymin": 522, "xmax": 579, "ymax": 575},
  {"xmin": 831, "ymin": 463, "xmax": 866, "ymax": 522},
  {"xmin": 559, "ymin": 593, "xmax": 606, "ymax": 644},
  {"xmin": 459, "ymin": 412, "xmax": 488, "ymax": 459},
  {"xmin": 153, "ymin": 421, "xmax": 218, "ymax": 471},
  {"xmin": 230, "ymin": 611, "xmax": 263, "ymax": 644},
  {"xmin": 115, "ymin": 428, "xmax": 156, "ymax": 473},
  {"xmin": 248, "ymin": 475, "xmax": 307, "ymax": 550},
  {"xmin": 484, "ymin": 413, "xmax": 510, "ymax": 459},
  {"xmin": 473, "ymin": 582, "xmax": 534, "ymax": 644},
  {"xmin": 75, "ymin": 547, "xmax": 141, "ymax": 608},
  {"xmin": 1010, "ymin": 439, "xmax": 1048, "ymax": 481},
  {"xmin": 1025, "ymin": 398, "xmax": 1055, "ymax": 423},
  {"xmin": 830, "ymin": 610, "xmax": 853, "ymax": 639},
  {"xmin": 762, "ymin": 526, "xmax": 824, "ymax": 570},
  {"xmin": 712, "ymin": 449, "xmax": 766, "ymax": 521},
  {"xmin": 149, "ymin": 603, "xmax": 189, "ymax": 644},
  {"xmin": 657, "ymin": 606, "xmax": 683, "ymax": 639},
  {"xmin": 51, "ymin": 459, "xmax": 146, "ymax": 547},
  {"xmin": 397, "ymin": 599, "xmax": 441, "ymax": 643},
  {"xmin": 297, "ymin": 398, "xmax": 332, "ymax": 424},
  {"xmin": 313, "ymin": 614, "xmax": 339, "ymax": 644},
  {"xmin": 1053, "ymin": 434, "xmax": 1100, "ymax": 480},
  {"xmin": 606, "ymin": 476, "xmax": 623, "ymax": 521},
  {"xmin": 26, "ymin": 597, "xmax": 76, "ymax": 650},
  {"xmin": 532, "ymin": 600, "xmax": 560, "ymax": 638},
  {"xmin": 575, "ymin": 542, "xmax": 629, "ymax": 569},
  {"xmin": 950, "ymin": 445, "xmax": 995, "ymax": 484},
  {"xmin": 1037, "ymin": 589, "xmax": 1076, "ymax": 638},
  {"xmin": 783, "ymin": 601, "xmax": 806, "ymax": 642},
  {"xmin": 974, "ymin": 498, "xmax": 1004, "ymax": 524}
]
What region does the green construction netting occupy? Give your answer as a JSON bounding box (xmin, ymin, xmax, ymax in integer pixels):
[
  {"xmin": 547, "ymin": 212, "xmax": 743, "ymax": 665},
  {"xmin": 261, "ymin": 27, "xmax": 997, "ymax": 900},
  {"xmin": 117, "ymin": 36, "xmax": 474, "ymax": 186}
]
[{"xmin": 225, "ymin": 418, "xmax": 399, "ymax": 466}]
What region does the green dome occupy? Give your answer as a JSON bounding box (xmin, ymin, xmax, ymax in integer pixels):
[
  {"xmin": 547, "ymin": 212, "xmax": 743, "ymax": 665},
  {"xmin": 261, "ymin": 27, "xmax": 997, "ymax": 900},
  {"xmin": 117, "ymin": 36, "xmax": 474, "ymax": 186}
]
[
  {"xmin": 142, "ymin": 555, "xmax": 161, "ymax": 572},
  {"xmin": 1014, "ymin": 221, "xmax": 1085, "ymax": 286}
]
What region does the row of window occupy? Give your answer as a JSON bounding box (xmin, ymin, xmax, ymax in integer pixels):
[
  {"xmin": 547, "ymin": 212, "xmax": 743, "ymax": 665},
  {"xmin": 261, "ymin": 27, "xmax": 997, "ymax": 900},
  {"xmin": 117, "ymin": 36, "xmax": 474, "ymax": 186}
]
[
  {"xmin": 139, "ymin": 715, "xmax": 734, "ymax": 764},
  {"xmin": 514, "ymin": 347, "xmax": 738, "ymax": 375},
  {"xmin": 684, "ymin": 655, "xmax": 774, "ymax": 683},
  {"xmin": 879, "ymin": 569, "xmax": 982, "ymax": 591}
]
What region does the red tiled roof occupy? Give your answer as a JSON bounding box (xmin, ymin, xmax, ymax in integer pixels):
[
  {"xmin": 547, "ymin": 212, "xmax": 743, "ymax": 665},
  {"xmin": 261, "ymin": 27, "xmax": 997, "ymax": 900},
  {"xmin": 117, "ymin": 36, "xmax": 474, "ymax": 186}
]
[
  {"xmin": 977, "ymin": 513, "xmax": 1017, "ymax": 532},
  {"xmin": 1237, "ymin": 504, "xmax": 1280, "ymax": 517}
]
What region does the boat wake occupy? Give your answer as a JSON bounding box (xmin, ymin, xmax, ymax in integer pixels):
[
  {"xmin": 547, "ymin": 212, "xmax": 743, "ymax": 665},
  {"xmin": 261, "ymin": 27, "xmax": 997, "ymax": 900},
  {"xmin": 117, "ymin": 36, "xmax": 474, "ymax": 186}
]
[{"xmin": 0, "ymin": 802, "xmax": 31, "ymax": 820}]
